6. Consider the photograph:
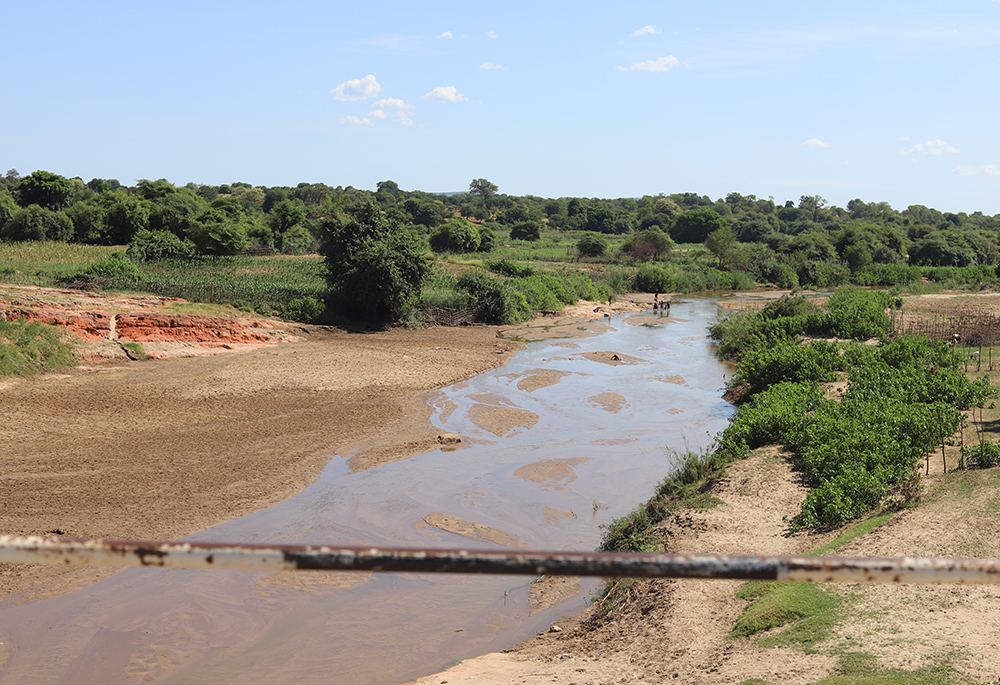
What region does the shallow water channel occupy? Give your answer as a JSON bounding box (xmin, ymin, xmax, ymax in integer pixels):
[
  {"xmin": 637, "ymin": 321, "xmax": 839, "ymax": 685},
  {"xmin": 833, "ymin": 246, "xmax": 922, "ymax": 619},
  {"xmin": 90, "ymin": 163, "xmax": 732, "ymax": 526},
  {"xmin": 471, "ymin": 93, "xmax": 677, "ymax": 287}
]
[{"xmin": 0, "ymin": 298, "xmax": 735, "ymax": 684}]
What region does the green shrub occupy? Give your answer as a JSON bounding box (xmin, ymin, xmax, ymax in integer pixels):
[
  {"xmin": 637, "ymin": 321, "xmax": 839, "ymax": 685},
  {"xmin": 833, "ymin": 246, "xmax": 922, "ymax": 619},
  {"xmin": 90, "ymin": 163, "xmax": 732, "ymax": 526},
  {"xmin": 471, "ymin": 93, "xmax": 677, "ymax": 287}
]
[
  {"xmin": 456, "ymin": 270, "xmax": 531, "ymax": 324},
  {"xmin": 513, "ymin": 276, "xmax": 562, "ymax": 312},
  {"xmin": 127, "ymin": 229, "xmax": 197, "ymax": 262},
  {"xmin": 577, "ymin": 232, "xmax": 608, "ymax": 258},
  {"xmin": 83, "ymin": 252, "xmax": 143, "ymax": 280},
  {"xmin": 633, "ymin": 263, "xmax": 674, "ymax": 293},
  {"xmin": 282, "ymin": 296, "xmax": 325, "ymax": 323},
  {"xmin": 429, "ymin": 218, "xmax": 482, "ymax": 253},
  {"xmin": 964, "ymin": 441, "xmax": 1000, "ymax": 468}
]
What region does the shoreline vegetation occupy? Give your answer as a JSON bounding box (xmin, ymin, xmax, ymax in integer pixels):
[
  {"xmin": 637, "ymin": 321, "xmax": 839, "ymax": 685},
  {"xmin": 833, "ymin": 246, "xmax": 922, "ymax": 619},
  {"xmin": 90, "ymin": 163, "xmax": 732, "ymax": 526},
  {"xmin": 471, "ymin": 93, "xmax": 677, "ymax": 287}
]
[{"xmin": 575, "ymin": 289, "xmax": 1000, "ymax": 685}]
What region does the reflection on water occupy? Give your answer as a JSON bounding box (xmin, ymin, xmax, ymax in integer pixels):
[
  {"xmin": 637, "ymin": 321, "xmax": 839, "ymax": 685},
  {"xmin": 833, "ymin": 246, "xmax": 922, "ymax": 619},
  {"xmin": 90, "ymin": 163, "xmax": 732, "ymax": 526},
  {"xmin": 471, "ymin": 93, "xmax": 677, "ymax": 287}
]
[{"xmin": 0, "ymin": 299, "xmax": 735, "ymax": 685}]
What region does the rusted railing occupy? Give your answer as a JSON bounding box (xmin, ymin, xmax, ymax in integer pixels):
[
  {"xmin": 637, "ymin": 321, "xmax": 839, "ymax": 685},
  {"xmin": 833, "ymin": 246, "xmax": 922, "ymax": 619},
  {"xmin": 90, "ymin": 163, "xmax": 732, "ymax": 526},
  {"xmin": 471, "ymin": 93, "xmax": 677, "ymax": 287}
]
[{"xmin": 3, "ymin": 535, "xmax": 1000, "ymax": 584}]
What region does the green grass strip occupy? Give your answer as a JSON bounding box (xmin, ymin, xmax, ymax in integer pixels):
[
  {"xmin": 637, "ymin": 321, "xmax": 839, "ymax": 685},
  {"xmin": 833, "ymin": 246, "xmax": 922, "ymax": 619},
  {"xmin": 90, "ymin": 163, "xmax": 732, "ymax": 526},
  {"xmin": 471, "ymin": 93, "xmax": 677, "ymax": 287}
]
[{"xmin": 0, "ymin": 318, "xmax": 75, "ymax": 377}]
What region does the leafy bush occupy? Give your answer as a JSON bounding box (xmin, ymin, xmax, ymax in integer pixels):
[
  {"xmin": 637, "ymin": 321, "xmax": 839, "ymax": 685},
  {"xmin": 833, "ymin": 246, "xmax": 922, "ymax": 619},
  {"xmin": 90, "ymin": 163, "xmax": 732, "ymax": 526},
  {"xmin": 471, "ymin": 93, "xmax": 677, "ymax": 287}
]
[
  {"xmin": 964, "ymin": 442, "xmax": 1000, "ymax": 468},
  {"xmin": 577, "ymin": 232, "xmax": 608, "ymax": 258},
  {"xmin": 456, "ymin": 270, "xmax": 531, "ymax": 324},
  {"xmin": 760, "ymin": 294, "xmax": 820, "ymax": 320},
  {"xmin": 824, "ymin": 286, "xmax": 897, "ymax": 339},
  {"xmin": 509, "ymin": 220, "xmax": 542, "ymax": 241},
  {"xmin": 83, "ymin": 252, "xmax": 143, "ymax": 280},
  {"xmin": 733, "ymin": 338, "xmax": 843, "ymax": 395},
  {"xmin": 282, "ymin": 296, "xmax": 325, "ymax": 323},
  {"xmin": 633, "ymin": 263, "xmax": 674, "ymax": 293},
  {"xmin": 512, "ymin": 276, "xmax": 562, "ymax": 312},
  {"xmin": 429, "ymin": 218, "xmax": 482, "ymax": 253},
  {"xmin": 127, "ymin": 229, "xmax": 197, "ymax": 262}
]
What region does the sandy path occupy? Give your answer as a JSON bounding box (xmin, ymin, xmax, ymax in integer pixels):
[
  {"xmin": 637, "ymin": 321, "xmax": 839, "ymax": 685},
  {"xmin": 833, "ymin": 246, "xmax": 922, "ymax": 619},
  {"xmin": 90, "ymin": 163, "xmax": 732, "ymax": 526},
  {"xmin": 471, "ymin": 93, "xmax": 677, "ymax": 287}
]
[{"xmin": 0, "ymin": 325, "xmax": 521, "ymax": 604}]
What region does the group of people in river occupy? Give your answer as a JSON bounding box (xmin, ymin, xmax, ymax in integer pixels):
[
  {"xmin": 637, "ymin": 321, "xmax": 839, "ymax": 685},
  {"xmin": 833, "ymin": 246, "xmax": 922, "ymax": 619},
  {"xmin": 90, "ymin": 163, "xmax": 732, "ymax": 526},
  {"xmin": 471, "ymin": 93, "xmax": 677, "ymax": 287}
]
[{"xmin": 652, "ymin": 293, "xmax": 671, "ymax": 314}]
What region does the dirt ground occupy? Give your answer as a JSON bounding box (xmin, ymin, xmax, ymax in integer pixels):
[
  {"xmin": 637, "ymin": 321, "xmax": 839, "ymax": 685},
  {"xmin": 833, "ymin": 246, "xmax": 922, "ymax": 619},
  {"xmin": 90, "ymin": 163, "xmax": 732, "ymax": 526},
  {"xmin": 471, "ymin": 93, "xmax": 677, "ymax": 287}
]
[
  {"xmin": 0, "ymin": 286, "xmax": 528, "ymax": 604},
  {"xmin": 8, "ymin": 287, "xmax": 1000, "ymax": 684},
  {"xmin": 0, "ymin": 286, "xmax": 649, "ymax": 605}
]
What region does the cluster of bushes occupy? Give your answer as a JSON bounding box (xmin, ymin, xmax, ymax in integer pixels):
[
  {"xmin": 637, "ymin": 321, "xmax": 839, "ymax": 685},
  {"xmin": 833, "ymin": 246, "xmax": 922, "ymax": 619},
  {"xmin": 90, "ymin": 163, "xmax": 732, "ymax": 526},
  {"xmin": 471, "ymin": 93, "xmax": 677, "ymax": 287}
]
[
  {"xmin": 711, "ymin": 292, "xmax": 996, "ymax": 528},
  {"xmin": 709, "ymin": 288, "xmax": 900, "ymax": 360},
  {"xmin": 422, "ymin": 262, "xmax": 611, "ymax": 325}
]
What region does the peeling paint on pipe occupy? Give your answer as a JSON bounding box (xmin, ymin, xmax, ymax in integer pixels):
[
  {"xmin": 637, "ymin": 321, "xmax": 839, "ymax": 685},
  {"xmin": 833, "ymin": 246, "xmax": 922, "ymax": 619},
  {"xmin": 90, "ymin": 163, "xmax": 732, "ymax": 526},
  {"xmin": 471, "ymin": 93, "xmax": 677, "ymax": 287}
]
[{"xmin": 2, "ymin": 535, "xmax": 999, "ymax": 584}]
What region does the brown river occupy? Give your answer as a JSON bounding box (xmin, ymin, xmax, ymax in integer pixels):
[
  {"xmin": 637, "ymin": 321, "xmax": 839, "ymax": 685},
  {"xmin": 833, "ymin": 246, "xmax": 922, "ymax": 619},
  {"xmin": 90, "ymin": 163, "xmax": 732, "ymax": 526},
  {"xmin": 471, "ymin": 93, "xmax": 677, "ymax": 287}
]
[{"xmin": 0, "ymin": 299, "xmax": 735, "ymax": 684}]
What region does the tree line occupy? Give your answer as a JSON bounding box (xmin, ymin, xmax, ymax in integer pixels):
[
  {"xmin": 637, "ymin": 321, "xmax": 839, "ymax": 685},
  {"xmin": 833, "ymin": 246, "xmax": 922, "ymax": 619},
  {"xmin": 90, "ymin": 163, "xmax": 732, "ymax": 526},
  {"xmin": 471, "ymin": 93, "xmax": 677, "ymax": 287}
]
[{"xmin": 4, "ymin": 168, "xmax": 1000, "ymax": 323}]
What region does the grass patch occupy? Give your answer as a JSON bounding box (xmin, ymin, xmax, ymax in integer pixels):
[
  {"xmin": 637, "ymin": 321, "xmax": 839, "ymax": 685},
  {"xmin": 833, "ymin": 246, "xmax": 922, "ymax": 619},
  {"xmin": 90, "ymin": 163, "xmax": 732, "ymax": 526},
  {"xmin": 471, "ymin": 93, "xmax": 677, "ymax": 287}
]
[
  {"xmin": 0, "ymin": 241, "xmax": 122, "ymax": 284},
  {"xmin": 120, "ymin": 342, "xmax": 148, "ymax": 361},
  {"xmin": 812, "ymin": 650, "xmax": 974, "ymax": 684},
  {"xmin": 108, "ymin": 255, "xmax": 327, "ymax": 316},
  {"xmin": 809, "ymin": 511, "xmax": 896, "ymax": 556},
  {"xmin": 0, "ymin": 318, "xmax": 76, "ymax": 377},
  {"xmin": 729, "ymin": 512, "xmax": 896, "ymax": 649},
  {"xmin": 730, "ymin": 581, "xmax": 843, "ymax": 649}
]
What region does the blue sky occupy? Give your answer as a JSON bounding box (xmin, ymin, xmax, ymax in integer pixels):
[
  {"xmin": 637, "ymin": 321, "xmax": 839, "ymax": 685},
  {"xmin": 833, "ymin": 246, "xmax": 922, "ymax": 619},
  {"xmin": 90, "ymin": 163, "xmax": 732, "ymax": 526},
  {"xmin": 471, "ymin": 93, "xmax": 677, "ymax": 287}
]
[{"xmin": 4, "ymin": 1, "xmax": 1000, "ymax": 214}]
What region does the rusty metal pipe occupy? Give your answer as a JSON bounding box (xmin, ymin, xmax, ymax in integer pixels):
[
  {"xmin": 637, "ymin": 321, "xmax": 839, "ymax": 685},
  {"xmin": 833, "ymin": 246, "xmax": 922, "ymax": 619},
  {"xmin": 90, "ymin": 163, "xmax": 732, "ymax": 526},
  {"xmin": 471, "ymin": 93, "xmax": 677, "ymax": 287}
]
[{"xmin": 2, "ymin": 535, "xmax": 1000, "ymax": 584}]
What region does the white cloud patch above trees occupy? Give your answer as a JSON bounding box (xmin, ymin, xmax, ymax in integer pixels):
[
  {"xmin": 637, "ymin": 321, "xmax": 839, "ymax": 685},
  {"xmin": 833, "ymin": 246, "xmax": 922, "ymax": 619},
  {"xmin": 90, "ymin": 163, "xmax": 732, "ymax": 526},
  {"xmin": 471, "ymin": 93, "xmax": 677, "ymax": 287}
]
[
  {"xmin": 371, "ymin": 98, "xmax": 414, "ymax": 109},
  {"xmin": 424, "ymin": 86, "xmax": 467, "ymax": 102},
  {"xmin": 330, "ymin": 75, "xmax": 383, "ymax": 101},
  {"xmin": 486, "ymin": 30, "xmax": 498, "ymax": 39},
  {"xmin": 480, "ymin": 62, "xmax": 506, "ymax": 70},
  {"xmin": 631, "ymin": 25, "xmax": 661, "ymax": 37},
  {"xmin": 341, "ymin": 115, "xmax": 375, "ymax": 126},
  {"xmin": 803, "ymin": 138, "xmax": 832, "ymax": 148},
  {"xmin": 617, "ymin": 55, "xmax": 679, "ymax": 72},
  {"xmin": 436, "ymin": 31, "xmax": 453, "ymax": 39},
  {"xmin": 955, "ymin": 164, "xmax": 1000, "ymax": 178},
  {"xmin": 902, "ymin": 139, "xmax": 960, "ymax": 156}
]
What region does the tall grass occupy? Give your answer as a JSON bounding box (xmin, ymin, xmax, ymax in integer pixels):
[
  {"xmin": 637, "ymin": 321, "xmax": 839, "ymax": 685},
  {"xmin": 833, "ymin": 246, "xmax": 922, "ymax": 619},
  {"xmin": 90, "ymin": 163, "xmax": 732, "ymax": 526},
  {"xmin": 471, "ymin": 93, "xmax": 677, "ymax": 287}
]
[
  {"xmin": 0, "ymin": 319, "xmax": 75, "ymax": 377},
  {"xmin": 0, "ymin": 241, "xmax": 122, "ymax": 284},
  {"xmin": 109, "ymin": 255, "xmax": 327, "ymax": 315}
]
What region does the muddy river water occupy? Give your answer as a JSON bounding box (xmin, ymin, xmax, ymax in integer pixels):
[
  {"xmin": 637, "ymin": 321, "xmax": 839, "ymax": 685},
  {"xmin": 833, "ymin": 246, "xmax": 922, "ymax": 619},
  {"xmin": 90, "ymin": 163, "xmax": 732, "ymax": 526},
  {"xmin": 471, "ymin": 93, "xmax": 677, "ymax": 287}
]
[{"xmin": 0, "ymin": 299, "xmax": 735, "ymax": 684}]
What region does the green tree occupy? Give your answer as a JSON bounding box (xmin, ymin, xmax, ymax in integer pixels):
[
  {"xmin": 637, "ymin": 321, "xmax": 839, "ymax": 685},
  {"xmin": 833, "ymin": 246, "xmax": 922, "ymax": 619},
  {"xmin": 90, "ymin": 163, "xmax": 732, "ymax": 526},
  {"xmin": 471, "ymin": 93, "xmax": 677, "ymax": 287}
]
[
  {"xmin": 268, "ymin": 199, "xmax": 308, "ymax": 234},
  {"xmin": 510, "ymin": 220, "xmax": 542, "ymax": 241},
  {"xmin": 671, "ymin": 208, "xmax": 726, "ymax": 244},
  {"xmin": 469, "ymin": 178, "xmax": 498, "ymax": 203},
  {"xmin": 323, "ymin": 203, "xmax": 430, "ymax": 321},
  {"xmin": 704, "ymin": 226, "xmax": 740, "ymax": 270},
  {"xmin": 16, "ymin": 170, "xmax": 73, "ymax": 210},
  {"xmin": 103, "ymin": 192, "xmax": 150, "ymax": 244},
  {"xmin": 429, "ymin": 218, "xmax": 482, "ymax": 253},
  {"xmin": 1, "ymin": 205, "xmax": 73, "ymax": 241}
]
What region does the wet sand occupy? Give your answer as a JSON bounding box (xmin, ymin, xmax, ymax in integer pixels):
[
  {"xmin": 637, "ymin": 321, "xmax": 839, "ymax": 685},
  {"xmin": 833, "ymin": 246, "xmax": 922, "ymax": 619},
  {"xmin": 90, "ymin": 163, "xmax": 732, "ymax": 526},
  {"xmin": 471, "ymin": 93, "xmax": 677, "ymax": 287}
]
[{"xmin": 0, "ymin": 325, "xmax": 522, "ymax": 604}]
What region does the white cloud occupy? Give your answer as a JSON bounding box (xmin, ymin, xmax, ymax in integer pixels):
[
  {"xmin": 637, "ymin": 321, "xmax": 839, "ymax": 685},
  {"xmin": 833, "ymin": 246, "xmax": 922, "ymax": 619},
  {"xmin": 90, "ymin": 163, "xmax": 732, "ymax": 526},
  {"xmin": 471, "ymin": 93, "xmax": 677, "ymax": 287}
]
[
  {"xmin": 341, "ymin": 115, "xmax": 374, "ymax": 126},
  {"xmin": 330, "ymin": 74, "xmax": 383, "ymax": 101},
  {"xmin": 480, "ymin": 62, "xmax": 506, "ymax": 70},
  {"xmin": 436, "ymin": 31, "xmax": 452, "ymax": 39},
  {"xmin": 631, "ymin": 25, "xmax": 660, "ymax": 37},
  {"xmin": 902, "ymin": 139, "xmax": 959, "ymax": 156},
  {"xmin": 617, "ymin": 55, "xmax": 680, "ymax": 72},
  {"xmin": 803, "ymin": 138, "xmax": 832, "ymax": 148},
  {"xmin": 396, "ymin": 112, "xmax": 414, "ymax": 126},
  {"xmin": 954, "ymin": 164, "xmax": 1000, "ymax": 178},
  {"xmin": 424, "ymin": 86, "xmax": 467, "ymax": 102},
  {"xmin": 486, "ymin": 30, "xmax": 498, "ymax": 39},
  {"xmin": 369, "ymin": 109, "xmax": 387, "ymax": 119},
  {"xmin": 371, "ymin": 98, "xmax": 414, "ymax": 109}
]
